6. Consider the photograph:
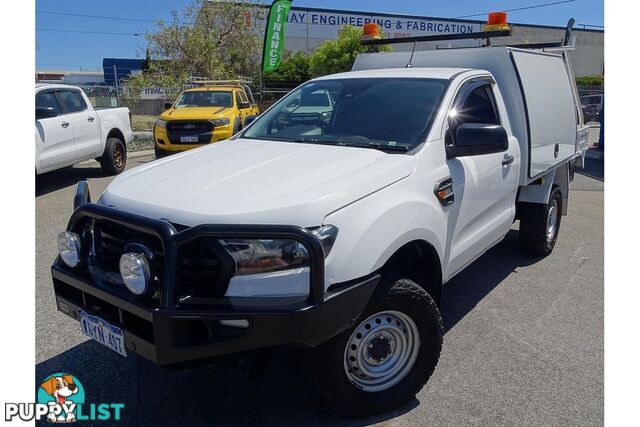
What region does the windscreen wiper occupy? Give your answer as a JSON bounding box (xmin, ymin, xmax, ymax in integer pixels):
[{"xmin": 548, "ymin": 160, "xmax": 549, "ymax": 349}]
[
  {"xmin": 365, "ymin": 142, "xmax": 409, "ymax": 152},
  {"xmin": 290, "ymin": 137, "xmax": 409, "ymax": 153}
]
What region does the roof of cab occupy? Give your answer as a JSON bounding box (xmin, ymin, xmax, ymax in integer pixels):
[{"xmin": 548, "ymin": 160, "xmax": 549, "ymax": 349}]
[
  {"xmin": 312, "ymin": 67, "xmax": 476, "ymax": 81},
  {"xmin": 35, "ymin": 83, "xmax": 82, "ymax": 90},
  {"xmin": 183, "ymin": 86, "xmax": 238, "ymax": 92}
]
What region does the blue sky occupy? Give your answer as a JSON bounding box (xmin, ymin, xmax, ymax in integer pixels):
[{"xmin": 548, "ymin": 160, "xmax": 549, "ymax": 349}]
[{"xmin": 36, "ymin": 0, "xmax": 603, "ymax": 71}]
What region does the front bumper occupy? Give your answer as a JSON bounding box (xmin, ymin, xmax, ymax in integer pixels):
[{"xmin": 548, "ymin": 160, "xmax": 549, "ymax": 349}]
[
  {"xmin": 52, "ymin": 267, "xmax": 378, "ymax": 367},
  {"xmin": 51, "ymin": 189, "xmax": 379, "ymax": 367},
  {"xmin": 154, "ymin": 124, "xmax": 233, "ymax": 152}
]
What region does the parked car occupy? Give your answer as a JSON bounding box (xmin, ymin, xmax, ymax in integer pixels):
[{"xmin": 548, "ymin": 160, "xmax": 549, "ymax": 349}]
[
  {"xmin": 51, "ymin": 44, "xmax": 588, "ymax": 416},
  {"xmin": 580, "ymin": 93, "xmax": 603, "ymax": 123},
  {"xmin": 35, "ymin": 84, "xmax": 133, "ymax": 175},
  {"xmin": 153, "ymin": 81, "xmax": 260, "ymax": 158}
]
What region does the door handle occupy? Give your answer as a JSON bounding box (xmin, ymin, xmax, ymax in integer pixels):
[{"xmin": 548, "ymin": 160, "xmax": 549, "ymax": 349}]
[
  {"xmin": 61, "ymin": 121, "xmax": 70, "ymax": 128},
  {"xmin": 502, "ymin": 154, "xmax": 514, "ymax": 166},
  {"xmin": 87, "ymin": 116, "xmax": 95, "ymax": 122}
]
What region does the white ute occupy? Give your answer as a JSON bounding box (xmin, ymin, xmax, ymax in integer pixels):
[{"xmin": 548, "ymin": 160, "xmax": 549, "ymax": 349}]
[
  {"xmin": 35, "ymin": 84, "xmax": 133, "ymax": 175},
  {"xmin": 51, "ymin": 41, "xmax": 587, "ymax": 416}
]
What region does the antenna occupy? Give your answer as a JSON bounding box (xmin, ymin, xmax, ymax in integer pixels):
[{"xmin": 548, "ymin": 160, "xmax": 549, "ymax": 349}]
[{"xmin": 405, "ymin": 42, "xmax": 418, "ymax": 68}]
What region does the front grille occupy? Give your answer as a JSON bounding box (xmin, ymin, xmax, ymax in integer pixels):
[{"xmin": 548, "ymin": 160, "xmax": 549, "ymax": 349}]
[
  {"xmin": 84, "ymin": 220, "xmax": 165, "ymax": 304},
  {"xmin": 81, "ymin": 220, "xmax": 229, "ymax": 305},
  {"xmin": 166, "ymin": 121, "xmax": 213, "ymax": 133},
  {"xmin": 177, "ymin": 238, "xmax": 227, "ymax": 302},
  {"xmin": 166, "ymin": 120, "xmax": 214, "ymax": 144}
]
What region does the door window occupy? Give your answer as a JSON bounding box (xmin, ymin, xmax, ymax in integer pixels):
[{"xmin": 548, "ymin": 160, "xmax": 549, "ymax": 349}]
[
  {"xmin": 455, "ymin": 84, "xmax": 500, "ymax": 126},
  {"xmin": 58, "ymin": 90, "xmax": 88, "ymax": 113},
  {"xmin": 236, "ymin": 90, "xmax": 249, "ymax": 108},
  {"xmin": 36, "ymin": 92, "xmax": 62, "ymax": 114}
]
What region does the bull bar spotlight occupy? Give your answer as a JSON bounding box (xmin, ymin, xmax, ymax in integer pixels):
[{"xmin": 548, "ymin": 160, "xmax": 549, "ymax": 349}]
[
  {"xmin": 56, "ymin": 231, "xmax": 81, "ymax": 268},
  {"xmin": 119, "ymin": 252, "xmax": 151, "ymax": 295}
]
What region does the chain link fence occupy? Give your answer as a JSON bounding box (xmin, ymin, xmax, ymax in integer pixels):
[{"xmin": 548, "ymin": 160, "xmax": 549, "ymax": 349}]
[
  {"xmin": 56, "ymin": 79, "xmax": 304, "ymax": 130},
  {"xmin": 38, "ymin": 79, "xmax": 604, "ymax": 130},
  {"xmin": 577, "ymin": 84, "xmax": 604, "ymax": 125}
]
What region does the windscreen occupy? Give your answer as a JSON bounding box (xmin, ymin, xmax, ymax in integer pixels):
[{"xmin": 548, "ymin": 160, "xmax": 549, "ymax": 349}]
[
  {"xmin": 243, "ymin": 78, "xmax": 448, "ymax": 153},
  {"xmin": 175, "ymin": 91, "xmax": 233, "ymax": 108}
]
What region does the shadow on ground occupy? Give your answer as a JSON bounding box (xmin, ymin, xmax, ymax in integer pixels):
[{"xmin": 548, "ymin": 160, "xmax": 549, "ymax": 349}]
[
  {"xmin": 36, "ymin": 166, "xmax": 106, "ymax": 197},
  {"xmin": 577, "ymin": 156, "xmax": 604, "ymax": 182},
  {"xmin": 37, "ymin": 231, "xmax": 536, "ymax": 426}
]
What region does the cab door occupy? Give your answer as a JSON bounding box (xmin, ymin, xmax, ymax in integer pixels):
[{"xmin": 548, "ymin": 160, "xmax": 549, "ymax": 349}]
[
  {"xmin": 235, "ymin": 89, "xmax": 252, "ymax": 128},
  {"xmin": 57, "ymin": 89, "xmax": 101, "ymax": 159},
  {"xmin": 36, "ymin": 90, "xmax": 76, "ymax": 171},
  {"xmin": 444, "ymin": 79, "xmax": 520, "ymax": 279}
]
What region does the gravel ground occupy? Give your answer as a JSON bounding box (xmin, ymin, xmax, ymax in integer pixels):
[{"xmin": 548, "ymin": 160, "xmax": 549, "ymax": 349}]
[{"xmin": 35, "ymin": 155, "xmax": 603, "ymax": 426}]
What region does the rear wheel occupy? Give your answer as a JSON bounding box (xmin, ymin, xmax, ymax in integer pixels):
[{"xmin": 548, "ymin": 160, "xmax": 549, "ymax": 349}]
[
  {"xmin": 305, "ymin": 275, "xmax": 443, "ymax": 416},
  {"xmin": 99, "ymin": 137, "xmax": 126, "ymax": 175},
  {"xmin": 519, "ymin": 186, "xmax": 562, "ymax": 256}
]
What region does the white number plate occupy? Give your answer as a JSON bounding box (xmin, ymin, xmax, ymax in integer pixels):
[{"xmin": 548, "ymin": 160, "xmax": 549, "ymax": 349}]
[
  {"xmin": 79, "ymin": 310, "xmax": 127, "ymax": 357},
  {"xmin": 180, "ymin": 135, "xmax": 199, "ymax": 142}
]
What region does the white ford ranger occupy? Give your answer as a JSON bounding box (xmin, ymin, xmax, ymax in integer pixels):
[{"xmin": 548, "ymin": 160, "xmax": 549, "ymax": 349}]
[
  {"xmin": 51, "ymin": 44, "xmax": 587, "ymax": 415},
  {"xmin": 36, "ymin": 84, "xmax": 133, "ymax": 175}
]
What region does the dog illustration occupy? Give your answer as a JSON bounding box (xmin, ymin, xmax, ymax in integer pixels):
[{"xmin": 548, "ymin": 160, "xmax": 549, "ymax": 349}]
[{"xmin": 40, "ymin": 375, "xmax": 78, "ymax": 422}]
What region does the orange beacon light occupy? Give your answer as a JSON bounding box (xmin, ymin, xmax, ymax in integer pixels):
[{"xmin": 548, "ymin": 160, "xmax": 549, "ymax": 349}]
[
  {"xmin": 361, "ymin": 23, "xmax": 381, "ymax": 41},
  {"xmin": 484, "ymin": 12, "xmax": 510, "ymax": 31}
]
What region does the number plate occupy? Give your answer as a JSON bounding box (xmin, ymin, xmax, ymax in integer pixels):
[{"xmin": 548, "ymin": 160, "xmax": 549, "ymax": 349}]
[
  {"xmin": 180, "ymin": 135, "xmax": 199, "ymax": 143},
  {"xmin": 79, "ymin": 310, "xmax": 127, "ymax": 357}
]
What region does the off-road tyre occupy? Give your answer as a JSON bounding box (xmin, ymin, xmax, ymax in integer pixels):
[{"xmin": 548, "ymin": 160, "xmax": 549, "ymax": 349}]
[
  {"xmin": 99, "ymin": 137, "xmax": 126, "ymax": 175},
  {"xmin": 232, "ymin": 117, "xmax": 242, "ymax": 135},
  {"xmin": 519, "ymin": 186, "xmax": 562, "ymax": 256},
  {"xmin": 154, "ymin": 144, "xmax": 168, "ymax": 159},
  {"xmin": 304, "ymin": 275, "xmax": 443, "ymax": 416}
]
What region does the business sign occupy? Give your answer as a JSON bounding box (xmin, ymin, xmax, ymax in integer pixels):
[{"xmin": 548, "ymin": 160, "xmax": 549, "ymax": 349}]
[
  {"xmin": 262, "ymin": 0, "xmax": 293, "ymax": 72},
  {"xmin": 138, "ymin": 86, "xmax": 177, "ymax": 100},
  {"xmin": 256, "ymin": 8, "xmax": 482, "ymax": 44}
]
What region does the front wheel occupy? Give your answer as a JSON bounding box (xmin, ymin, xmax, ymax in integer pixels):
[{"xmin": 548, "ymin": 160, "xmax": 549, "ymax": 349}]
[
  {"xmin": 304, "ymin": 275, "xmax": 443, "ymax": 416},
  {"xmin": 519, "ymin": 186, "xmax": 562, "ymax": 256},
  {"xmin": 232, "ymin": 117, "xmax": 242, "ymax": 135},
  {"xmin": 154, "ymin": 144, "xmax": 168, "ymax": 159},
  {"xmin": 99, "ymin": 137, "xmax": 126, "ymax": 175}
]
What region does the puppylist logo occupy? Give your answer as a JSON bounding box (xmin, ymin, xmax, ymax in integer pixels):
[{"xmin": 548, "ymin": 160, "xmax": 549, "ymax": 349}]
[{"xmin": 4, "ymin": 373, "xmax": 124, "ymax": 422}]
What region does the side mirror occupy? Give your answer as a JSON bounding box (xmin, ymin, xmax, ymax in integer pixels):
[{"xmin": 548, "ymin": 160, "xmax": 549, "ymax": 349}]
[
  {"xmin": 238, "ymin": 101, "xmax": 251, "ymax": 109},
  {"xmin": 446, "ymin": 123, "xmax": 508, "ymax": 158},
  {"xmin": 243, "ymin": 115, "xmax": 258, "ymax": 127},
  {"xmin": 164, "ymin": 102, "xmax": 173, "ymax": 110},
  {"xmin": 36, "ymin": 107, "xmax": 57, "ymax": 120},
  {"xmin": 287, "ymin": 100, "xmax": 300, "ymax": 108}
]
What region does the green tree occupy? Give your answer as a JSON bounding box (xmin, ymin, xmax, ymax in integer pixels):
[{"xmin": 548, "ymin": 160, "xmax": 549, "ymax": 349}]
[
  {"xmin": 126, "ymin": 0, "xmax": 263, "ymax": 96},
  {"xmin": 575, "ymin": 75, "xmax": 604, "ymax": 86},
  {"xmin": 309, "ymin": 25, "xmax": 390, "ymax": 77},
  {"xmin": 264, "ymin": 51, "xmax": 311, "ymax": 85}
]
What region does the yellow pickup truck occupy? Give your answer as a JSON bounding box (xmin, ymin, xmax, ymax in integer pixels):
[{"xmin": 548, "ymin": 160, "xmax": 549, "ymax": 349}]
[{"xmin": 153, "ymin": 81, "xmax": 260, "ymax": 157}]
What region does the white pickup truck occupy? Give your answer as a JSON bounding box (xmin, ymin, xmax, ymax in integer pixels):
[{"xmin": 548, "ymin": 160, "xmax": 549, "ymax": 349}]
[
  {"xmin": 50, "ymin": 44, "xmax": 587, "ymax": 416},
  {"xmin": 35, "ymin": 84, "xmax": 133, "ymax": 175}
]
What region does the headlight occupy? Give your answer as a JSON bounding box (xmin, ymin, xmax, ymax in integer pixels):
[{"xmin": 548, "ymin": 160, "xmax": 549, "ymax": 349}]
[
  {"xmin": 119, "ymin": 253, "xmax": 151, "ymax": 295},
  {"xmin": 57, "ymin": 231, "xmax": 81, "ymax": 268},
  {"xmin": 219, "ymin": 239, "xmax": 309, "ymax": 276},
  {"xmin": 155, "ymin": 119, "xmax": 167, "ymax": 128},
  {"xmin": 210, "ymin": 118, "xmax": 230, "ymax": 127},
  {"xmin": 218, "ymin": 225, "xmax": 338, "ymax": 276}
]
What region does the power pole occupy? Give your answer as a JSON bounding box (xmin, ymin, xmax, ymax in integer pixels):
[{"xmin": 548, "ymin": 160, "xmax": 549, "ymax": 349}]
[{"xmin": 113, "ymin": 65, "xmax": 120, "ymax": 107}]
